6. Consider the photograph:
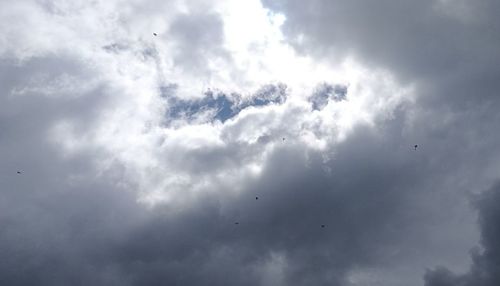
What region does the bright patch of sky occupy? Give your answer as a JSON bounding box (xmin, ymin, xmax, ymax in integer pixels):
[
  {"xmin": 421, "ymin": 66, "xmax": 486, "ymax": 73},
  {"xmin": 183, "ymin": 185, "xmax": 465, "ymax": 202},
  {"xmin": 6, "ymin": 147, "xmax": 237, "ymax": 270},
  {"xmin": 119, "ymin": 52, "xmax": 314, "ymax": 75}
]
[
  {"xmin": 40, "ymin": 0, "xmax": 412, "ymax": 205},
  {"xmin": 160, "ymin": 0, "xmax": 412, "ymax": 128}
]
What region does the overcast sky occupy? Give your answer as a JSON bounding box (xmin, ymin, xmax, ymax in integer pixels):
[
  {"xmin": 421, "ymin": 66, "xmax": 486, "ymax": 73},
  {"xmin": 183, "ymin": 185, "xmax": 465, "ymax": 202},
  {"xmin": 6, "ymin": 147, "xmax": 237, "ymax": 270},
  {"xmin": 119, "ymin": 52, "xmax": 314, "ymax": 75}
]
[{"xmin": 1, "ymin": 0, "xmax": 500, "ymax": 285}]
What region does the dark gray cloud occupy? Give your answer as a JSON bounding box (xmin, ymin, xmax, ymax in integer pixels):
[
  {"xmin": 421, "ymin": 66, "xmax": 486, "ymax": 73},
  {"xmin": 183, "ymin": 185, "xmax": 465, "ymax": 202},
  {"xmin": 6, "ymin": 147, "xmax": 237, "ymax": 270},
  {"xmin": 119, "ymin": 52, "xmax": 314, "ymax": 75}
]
[
  {"xmin": 261, "ymin": 1, "xmax": 500, "ymax": 284},
  {"xmin": 262, "ymin": 0, "xmax": 500, "ymax": 118},
  {"xmin": 0, "ymin": 99, "xmax": 480, "ymax": 285},
  {"xmin": 2, "ymin": 1, "xmax": 500, "ymax": 286},
  {"xmin": 0, "ymin": 56, "xmax": 139, "ymax": 286},
  {"xmin": 425, "ymin": 183, "xmax": 500, "ymax": 286},
  {"xmin": 262, "ymin": 0, "xmax": 500, "ymax": 81}
]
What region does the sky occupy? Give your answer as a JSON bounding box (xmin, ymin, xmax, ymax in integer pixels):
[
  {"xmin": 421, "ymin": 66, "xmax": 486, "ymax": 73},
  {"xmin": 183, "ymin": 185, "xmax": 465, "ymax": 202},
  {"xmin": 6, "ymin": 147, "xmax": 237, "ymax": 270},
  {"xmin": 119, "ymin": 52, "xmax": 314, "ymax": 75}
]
[{"xmin": 1, "ymin": 0, "xmax": 500, "ymax": 285}]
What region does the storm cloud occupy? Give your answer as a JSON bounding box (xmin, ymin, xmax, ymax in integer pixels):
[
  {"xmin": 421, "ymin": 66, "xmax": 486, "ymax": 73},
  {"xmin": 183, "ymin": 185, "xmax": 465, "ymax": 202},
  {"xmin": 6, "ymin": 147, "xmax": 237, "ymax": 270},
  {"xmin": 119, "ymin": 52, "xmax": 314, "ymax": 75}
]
[
  {"xmin": 1, "ymin": 0, "xmax": 500, "ymax": 285},
  {"xmin": 425, "ymin": 183, "xmax": 500, "ymax": 286}
]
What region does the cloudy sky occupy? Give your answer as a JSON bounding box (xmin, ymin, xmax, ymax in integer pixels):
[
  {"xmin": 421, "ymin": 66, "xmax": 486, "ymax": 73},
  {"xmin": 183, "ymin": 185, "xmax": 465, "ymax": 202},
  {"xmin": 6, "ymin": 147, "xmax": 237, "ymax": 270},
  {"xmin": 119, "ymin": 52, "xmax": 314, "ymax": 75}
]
[{"xmin": 1, "ymin": 0, "xmax": 500, "ymax": 285}]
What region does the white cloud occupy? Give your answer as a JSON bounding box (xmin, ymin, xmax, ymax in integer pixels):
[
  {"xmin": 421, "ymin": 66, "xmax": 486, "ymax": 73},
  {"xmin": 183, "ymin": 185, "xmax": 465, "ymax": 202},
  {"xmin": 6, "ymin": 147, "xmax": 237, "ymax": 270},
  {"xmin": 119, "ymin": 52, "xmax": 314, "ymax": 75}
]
[{"xmin": 7, "ymin": 0, "xmax": 410, "ymax": 207}]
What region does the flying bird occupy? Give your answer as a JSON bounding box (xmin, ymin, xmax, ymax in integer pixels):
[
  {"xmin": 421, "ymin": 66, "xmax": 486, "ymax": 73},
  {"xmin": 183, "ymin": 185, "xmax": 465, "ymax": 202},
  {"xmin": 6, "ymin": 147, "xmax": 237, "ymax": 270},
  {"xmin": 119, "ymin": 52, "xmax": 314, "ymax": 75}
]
[
  {"xmin": 282, "ymin": 137, "xmax": 285, "ymax": 141},
  {"xmin": 414, "ymin": 144, "xmax": 418, "ymax": 150},
  {"xmin": 16, "ymin": 171, "xmax": 21, "ymax": 174},
  {"xmin": 321, "ymin": 225, "xmax": 325, "ymax": 228},
  {"xmin": 255, "ymin": 196, "xmax": 259, "ymax": 200},
  {"xmin": 153, "ymin": 33, "xmax": 158, "ymax": 36},
  {"xmin": 234, "ymin": 222, "xmax": 239, "ymax": 225}
]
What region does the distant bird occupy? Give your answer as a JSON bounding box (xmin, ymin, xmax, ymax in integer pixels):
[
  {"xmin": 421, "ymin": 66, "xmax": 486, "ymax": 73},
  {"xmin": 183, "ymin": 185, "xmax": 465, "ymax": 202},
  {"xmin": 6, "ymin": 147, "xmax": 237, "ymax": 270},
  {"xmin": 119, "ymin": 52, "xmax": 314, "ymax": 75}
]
[
  {"xmin": 235, "ymin": 222, "xmax": 239, "ymax": 225},
  {"xmin": 153, "ymin": 33, "xmax": 158, "ymax": 36},
  {"xmin": 282, "ymin": 137, "xmax": 285, "ymax": 141},
  {"xmin": 255, "ymin": 196, "xmax": 259, "ymax": 200},
  {"xmin": 414, "ymin": 144, "xmax": 418, "ymax": 150},
  {"xmin": 16, "ymin": 171, "xmax": 21, "ymax": 174},
  {"xmin": 321, "ymin": 225, "xmax": 325, "ymax": 228}
]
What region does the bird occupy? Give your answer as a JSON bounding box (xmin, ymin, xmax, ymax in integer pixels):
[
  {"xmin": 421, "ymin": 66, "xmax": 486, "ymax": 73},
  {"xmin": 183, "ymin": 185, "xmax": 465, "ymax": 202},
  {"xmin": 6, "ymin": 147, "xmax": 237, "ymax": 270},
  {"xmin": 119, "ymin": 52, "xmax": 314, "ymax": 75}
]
[
  {"xmin": 234, "ymin": 222, "xmax": 239, "ymax": 225},
  {"xmin": 153, "ymin": 32, "xmax": 158, "ymax": 36},
  {"xmin": 414, "ymin": 144, "xmax": 418, "ymax": 150},
  {"xmin": 16, "ymin": 171, "xmax": 21, "ymax": 174},
  {"xmin": 321, "ymin": 224, "xmax": 325, "ymax": 228},
  {"xmin": 282, "ymin": 137, "xmax": 285, "ymax": 141},
  {"xmin": 255, "ymin": 196, "xmax": 259, "ymax": 200}
]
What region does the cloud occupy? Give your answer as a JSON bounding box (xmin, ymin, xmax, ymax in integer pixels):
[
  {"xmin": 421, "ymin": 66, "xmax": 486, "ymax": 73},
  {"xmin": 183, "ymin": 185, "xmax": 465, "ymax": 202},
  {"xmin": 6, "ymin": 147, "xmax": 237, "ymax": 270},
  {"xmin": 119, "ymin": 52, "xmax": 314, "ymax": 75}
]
[
  {"xmin": 262, "ymin": 0, "xmax": 500, "ymax": 79},
  {"xmin": 2, "ymin": 0, "xmax": 500, "ymax": 286},
  {"xmin": 424, "ymin": 183, "xmax": 500, "ymax": 286},
  {"xmin": 168, "ymin": 10, "xmax": 229, "ymax": 75},
  {"xmin": 261, "ymin": 1, "xmax": 500, "ymax": 283},
  {"xmin": 310, "ymin": 83, "xmax": 347, "ymax": 111}
]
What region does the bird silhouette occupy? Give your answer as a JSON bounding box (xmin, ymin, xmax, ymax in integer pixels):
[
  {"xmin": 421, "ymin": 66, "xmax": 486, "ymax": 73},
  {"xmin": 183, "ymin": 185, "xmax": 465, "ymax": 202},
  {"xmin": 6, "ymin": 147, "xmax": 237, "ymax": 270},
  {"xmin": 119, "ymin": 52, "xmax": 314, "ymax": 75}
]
[
  {"xmin": 321, "ymin": 224, "xmax": 325, "ymax": 228},
  {"xmin": 153, "ymin": 33, "xmax": 158, "ymax": 36},
  {"xmin": 16, "ymin": 171, "xmax": 21, "ymax": 174},
  {"xmin": 255, "ymin": 196, "xmax": 259, "ymax": 200},
  {"xmin": 414, "ymin": 144, "xmax": 418, "ymax": 150}
]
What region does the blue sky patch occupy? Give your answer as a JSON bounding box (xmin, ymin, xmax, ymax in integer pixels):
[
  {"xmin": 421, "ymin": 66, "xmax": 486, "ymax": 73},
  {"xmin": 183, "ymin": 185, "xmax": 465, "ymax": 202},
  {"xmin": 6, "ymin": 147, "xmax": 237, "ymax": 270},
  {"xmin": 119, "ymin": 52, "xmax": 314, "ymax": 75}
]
[{"xmin": 165, "ymin": 83, "xmax": 288, "ymax": 123}]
